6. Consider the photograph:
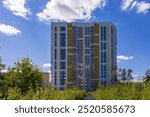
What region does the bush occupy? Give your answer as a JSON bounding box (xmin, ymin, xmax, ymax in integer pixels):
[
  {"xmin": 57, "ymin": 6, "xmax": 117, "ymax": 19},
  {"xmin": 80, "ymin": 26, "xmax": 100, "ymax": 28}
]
[
  {"xmin": 7, "ymin": 87, "xmax": 22, "ymax": 100},
  {"xmin": 5, "ymin": 58, "xmax": 44, "ymax": 94},
  {"xmin": 5, "ymin": 87, "xmax": 86, "ymax": 100},
  {"xmin": 92, "ymin": 82, "xmax": 145, "ymax": 100},
  {"xmin": 140, "ymin": 82, "xmax": 150, "ymax": 100}
]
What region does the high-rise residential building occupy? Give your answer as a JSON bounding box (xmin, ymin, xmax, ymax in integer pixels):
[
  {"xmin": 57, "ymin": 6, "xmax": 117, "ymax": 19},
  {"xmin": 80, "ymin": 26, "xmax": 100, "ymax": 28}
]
[{"xmin": 51, "ymin": 22, "xmax": 117, "ymax": 91}]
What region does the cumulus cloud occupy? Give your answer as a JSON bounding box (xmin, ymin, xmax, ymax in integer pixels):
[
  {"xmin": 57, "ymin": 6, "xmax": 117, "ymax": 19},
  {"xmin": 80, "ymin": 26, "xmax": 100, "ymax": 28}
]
[
  {"xmin": 121, "ymin": 0, "xmax": 134, "ymax": 10},
  {"xmin": 43, "ymin": 63, "xmax": 51, "ymax": 68},
  {"xmin": 136, "ymin": 1, "xmax": 150, "ymax": 14},
  {"xmin": 0, "ymin": 23, "xmax": 21, "ymax": 36},
  {"xmin": 117, "ymin": 55, "xmax": 134, "ymax": 62},
  {"xmin": 36, "ymin": 0, "xmax": 107, "ymax": 22},
  {"xmin": 121, "ymin": 0, "xmax": 150, "ymax": 14},
  {"xmin": 2, "ymin": 0, "xmax": 30, "ymax": 19}
]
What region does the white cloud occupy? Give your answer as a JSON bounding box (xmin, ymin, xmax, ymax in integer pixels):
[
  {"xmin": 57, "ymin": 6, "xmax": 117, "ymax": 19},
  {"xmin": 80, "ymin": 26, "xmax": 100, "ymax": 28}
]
[
  {"xmin": 132, "ymin": 74, "xmax": 138, "ymax": 78},
  {"xmin": 136, "ymin": 1, "xmax": 150, "ymax": 14},
  {"xmin": 36, "ymin": 0, "xmax": 107, "ymax": 22},
  {"xmin": 0, "ymin": 23, "xmax": 21, "ymax": 36},
  {"xmin": 121, "ymin": 0, "xmax": 134, "ymax": 11},
  {"xmin": 117, "ymin": 55, "xmax": 134, "ymax": 62},
  {"xmin": 43, "ymin": 63, "xmax": 51, "ymax": 68},
  {"xmin": 2, "ymin": 0, "xmax": 30, "ymax": 19},
  {"xmin": 121, "ymin": 0, "xmax": 150, "ymax": 14},
  {"xmin": 130, "ymin": 1, "xmax": 138, "ymax": 10}
]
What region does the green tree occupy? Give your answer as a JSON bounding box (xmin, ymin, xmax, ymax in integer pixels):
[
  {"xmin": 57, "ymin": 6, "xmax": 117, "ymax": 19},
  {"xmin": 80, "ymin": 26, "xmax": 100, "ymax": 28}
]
[
  {"xmin": 127, "ymin": 69, "xmax": 133, "ymax": 81},
  {"xmin": 121, "ymin": 68, "xmax": 127, "ymax": 81},
  {"xmin": 0, "ymin": 57, "xmax": 8, "ymax": 99},
  {"xmin": 144, "ymin": 69, "xmax": 150, "ymax": 82},
  {"xmin": 112, "ymin": 67, "xmax": 118, "ymax": 83},
  {"xmin": 118, "ymin": 68, "xmax": 134, "ymax": 82},
  {"xmin": 0, "ymin": 56, "xmax": 5, "ymax": 74},
  {"xmin": 5, "ymin": 58, "xmax": 44, "ymax": 94},
  {"xmin": 117, "ymin": 68, "xmax": 122, "ymax": 80}
]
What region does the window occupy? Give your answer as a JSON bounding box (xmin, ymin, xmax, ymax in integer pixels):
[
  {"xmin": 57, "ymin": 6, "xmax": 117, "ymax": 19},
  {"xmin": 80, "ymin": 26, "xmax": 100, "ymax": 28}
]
[
  {"xmin": 85, "ymin": 49, "xmax": 90, "ymax": 54},
  {"xmin": 101, "ymin": 52, "xmax": 106, "ymax": 63},
  {"xmin": 60, "ymin": 71, "xmax": 66, "ymax": 79},
  {"xmin": 101, "ymin": 26, "xmax": 106, "ymax": 41},
  {"xmin": 55, "ymin": 62, "xmax": 57, "ymax": 69},
  {"xmin": 101, "ymin": 42, "xmax": 106, "ymax": 50},
  {"xmin": 60, "ymin": 61, "xmax": 66, "ymax": 69},
  {"xmin": 60, "ymin": 71, "xmax": 66, "ymax": 85},
  {"xmin": 60, "ymin": 49, "xmax": 66, "ymax": 60},
  {"xmin": 85, "ymin": 27, "xmax": 90, "ymax": 35},
  {"xmin": 85, "ymin": 55, "xmax": 90, "ymax": 64},
  {"xmin": 85, "ymin": 37, "xmax": 90, "ymax": 48},
  {"xmin": 101, "ymin": 64, "xmax": 107, "ymax": 79},
  {"xmin": 60, "ymin": 33, "xmax": 66, "ymax": 47},
  {"xmin": 54, "ymin": 49, "xmax": 57, "ymax": 60},
  {"xmin": 60, "ymin": 26, "xmax": 66, "ymax": 31},
  {"xmin": 55, "ymin": 27, "xmax": 57, "ymax": 31},
  {"xmin": 73, "ymin": 26, "xmax": 76, "ymax": 33},
  {"xmin": 54, "ymin": 33, "xmax": 57, "ymax": 39},
  {"xmin": 54, "ymin": 33, "xmax": 57, "ymax": 47},
  {"xmin": 54, "ymin": 71, "xmax": 57, "ymax": 85},
  {"xmin": 111, "ymin": 26, "xmax": 114, "ymax": 36},
  {"xmin": 77, "ymin": 27, "xmax": 83, "ymax": 38},
  {"xmin": 55, "ymin": 40, "xmax": 57, "ymax": 47}
]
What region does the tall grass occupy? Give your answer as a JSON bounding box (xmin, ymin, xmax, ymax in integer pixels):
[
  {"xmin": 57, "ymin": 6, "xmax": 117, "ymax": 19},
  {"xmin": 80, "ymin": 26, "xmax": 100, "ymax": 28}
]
[
  {"xmin": 3, "ymin": 82, "xmax": 150, "ymax": 100},
  {"xmin": 5, "ymin": 87, "xmax": 86, "ymax": 100},
  {"xmin": 92, "ymin": 82, "xmax": 150, "ymax": 100}
]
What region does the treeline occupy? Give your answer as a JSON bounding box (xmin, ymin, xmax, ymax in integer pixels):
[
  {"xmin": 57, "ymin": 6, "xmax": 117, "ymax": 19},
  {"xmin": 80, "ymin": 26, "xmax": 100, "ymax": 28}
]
[
  {"xmin": 0, "ymin": 57, "xmax": 86, "ymax": 100},
  {"xmin": 117, "ymin": 68, "xmax": 150, "ymax": 82}
]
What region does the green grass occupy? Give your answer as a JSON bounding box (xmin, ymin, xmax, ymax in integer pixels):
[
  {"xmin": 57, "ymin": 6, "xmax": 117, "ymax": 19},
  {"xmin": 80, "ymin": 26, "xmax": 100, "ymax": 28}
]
[
  {"xmin": 4, "ymin": 87, "xmax": 86, "ymax": 100},
  {"xmin": 92, "ymin": 82, "xmax": 150, "ymax": 100},
  {"xmin": 2, "ymin": 82, "xmax": 150, "ymax": 100}
]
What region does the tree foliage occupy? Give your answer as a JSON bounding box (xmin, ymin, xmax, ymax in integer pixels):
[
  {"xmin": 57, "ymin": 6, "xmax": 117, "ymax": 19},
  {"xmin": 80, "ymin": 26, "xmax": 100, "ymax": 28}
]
[
  {"xmin": 0, "ymin": 57, "xmax": 86, "ymax": 100},
  {"xmin": 5, "ymin": 58, "xmax": 44, "ymax": 94},
  {"xmin": 111, "ymin": 67, "xmax": 118, "ymax": 83},
  {"xmin": 118, "ymin": 68, "xmax": 133, "ymax": 81},
  {"xmin": 144, "ymin": 69, "xmax": 150, "ymax": 82},
  {"xmin": 5, "ymin": 87, "xmax": 86, "ymax": 100},
  {"xmin": 0, "ymin": 57, "xmax": 7, "ymax": 98}
]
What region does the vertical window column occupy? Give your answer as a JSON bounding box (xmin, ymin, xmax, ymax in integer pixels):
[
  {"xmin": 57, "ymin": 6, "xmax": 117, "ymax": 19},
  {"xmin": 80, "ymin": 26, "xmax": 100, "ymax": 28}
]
[{"xmin": 101, "ymin": 26, "xmax": 107, "ymax": 82}]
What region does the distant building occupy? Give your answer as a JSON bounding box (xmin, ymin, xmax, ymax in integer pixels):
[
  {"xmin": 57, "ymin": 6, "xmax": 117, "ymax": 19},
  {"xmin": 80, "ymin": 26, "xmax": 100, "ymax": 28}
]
[
  {"xmin": 51, "ymin": 22, "xmax": 117, "ymax": 91},
  {"xmin": 42, "ymin": 72, "xmax": 50, "ymax": 88}
]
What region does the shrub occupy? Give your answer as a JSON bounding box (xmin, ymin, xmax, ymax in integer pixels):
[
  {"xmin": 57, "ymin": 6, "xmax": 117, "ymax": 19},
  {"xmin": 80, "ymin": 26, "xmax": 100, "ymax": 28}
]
[{"xmin": 92, "ymin": 82, "xmax": 145, "ymax": 100}]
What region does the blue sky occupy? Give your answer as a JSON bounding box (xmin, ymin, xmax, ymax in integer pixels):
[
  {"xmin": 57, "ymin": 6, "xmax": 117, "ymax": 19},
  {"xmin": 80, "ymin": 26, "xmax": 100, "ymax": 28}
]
[{"xmin": 0, "ymin": 0, "xmax": 150, "ymax": 78}]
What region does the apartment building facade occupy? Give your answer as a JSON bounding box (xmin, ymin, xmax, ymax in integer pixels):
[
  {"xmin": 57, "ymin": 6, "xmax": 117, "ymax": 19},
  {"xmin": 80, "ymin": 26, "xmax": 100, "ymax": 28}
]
[{"xmin": 51, "ymin": 22, "xmax": 117, "ymax": 91}]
